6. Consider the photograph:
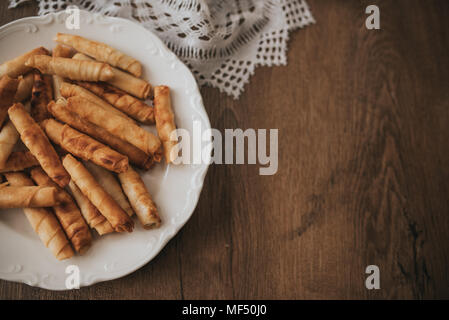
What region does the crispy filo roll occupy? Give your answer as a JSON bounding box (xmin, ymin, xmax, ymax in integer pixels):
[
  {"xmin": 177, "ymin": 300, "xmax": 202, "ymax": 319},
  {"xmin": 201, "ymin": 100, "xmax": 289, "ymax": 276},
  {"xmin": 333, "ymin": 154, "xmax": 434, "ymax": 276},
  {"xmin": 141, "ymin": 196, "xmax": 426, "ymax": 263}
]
[
  {"xmin": 60, "ymin": 82, "xmax": 134, "ymax": 122},
  {"xmin": 30, "ymin": 167, "xmax": 92, "ymax": 254},
  {"xmin": 118, "ymin": 166, "xmax": 161, "ymax": 229},
  {"xmin": 52, "ymin": 74, "xmax": 64, "ymax": 100},
  {"xmin": 52, "ymin": 44, "xmax": 74, "ymax": 100},
  {"xmin": 55, "ymin": 33, "xmax": 142, "ymax": 77},
  {"xmin": 14, "ymin": 73, "xmax": 34, "ymax": 102},
  {"xmin": 8, "ymin": 103, "xmax": 70, "ymax": 187},
  {"xmin": 0, "ymin": 151, "xmax": 38, "ymax": 173},
  {"xmin": 154, "ymin": 86, "xmax": 179, "ymax": 163},
  {"xmin": 77, "ymin": 81, "xmax": 154, "ymax": 124},
  {"xmin": 63, "ymin": 154, "xmax": 134, "ymax": 232},
  {"xmin": 53, "ymin": 44, "xmax": 74, "ymax": 59},
  {"xmin": 25, "ymin": 55, "xmax": 114, "ymax": 82},
  {"xmin": 66, "ymin": 96, "xmax": 162, "ymax": 160},
  {"xmin": 5, "ymin": 172, "xmax": 74, "ymax": 260},
  {"xmin": 42, "ymin": 117, "xmax": 129, "ymax": 173},
  {"xmin": 72, "ymin": 53, "xmax": 150, "ymax": 99},
  {"xmin": 47, "ymin": 99, "xmax": 152, "ymax": 169},
  {"xmin": 0, "ymin": 120, "xmax": 19, "ymax": 168},
  {"xmin": 0, "ymin": 185, "xmax": 63, "ymax": 208},
  {"xmin": 0, "ymin": 75, "xmax": 19, "ymax": 127},
  {"xmin": 84, "ymin": 161, "xmax": 134, "ymax": 216},
  {"xmin": 0, "ymin": 47, "xmax": 50, "ymax": 78},
  {"xmin": 30, "ymin": 71, "xmax": 53, "ymax": 122},
  {"xmin": 0, "ymin": 102, "xmax": 31, "ymax": 168},
  {"xmin": 68, "ymin": 180, "xmax": 114, "ymax": 235}
]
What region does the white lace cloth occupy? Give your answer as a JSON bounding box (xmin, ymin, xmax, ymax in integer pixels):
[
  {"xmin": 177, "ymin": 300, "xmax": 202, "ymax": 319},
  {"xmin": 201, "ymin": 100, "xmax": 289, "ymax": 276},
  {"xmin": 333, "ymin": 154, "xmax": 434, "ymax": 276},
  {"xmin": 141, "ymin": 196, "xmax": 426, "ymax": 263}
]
[{"xmin": 9, "ymin": 0, "xmax": 314, "ymax": 98}]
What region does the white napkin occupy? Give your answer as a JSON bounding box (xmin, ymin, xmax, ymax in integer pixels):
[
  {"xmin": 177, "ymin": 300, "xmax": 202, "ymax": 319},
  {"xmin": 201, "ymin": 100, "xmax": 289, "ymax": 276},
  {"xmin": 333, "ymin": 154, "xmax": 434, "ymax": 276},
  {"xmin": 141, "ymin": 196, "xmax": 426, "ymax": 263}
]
[{"xmin": 9, "ymin": 0, "xmax": 314, "ymax": 98}]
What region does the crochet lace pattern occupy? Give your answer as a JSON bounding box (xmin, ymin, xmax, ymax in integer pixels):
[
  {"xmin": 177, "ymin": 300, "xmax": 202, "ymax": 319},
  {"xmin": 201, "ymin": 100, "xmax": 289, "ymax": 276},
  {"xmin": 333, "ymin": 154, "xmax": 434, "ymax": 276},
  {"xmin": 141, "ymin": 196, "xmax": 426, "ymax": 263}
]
[{"xmin": 9, "ymin": 0, "xmax": 315, "ymax": 98}]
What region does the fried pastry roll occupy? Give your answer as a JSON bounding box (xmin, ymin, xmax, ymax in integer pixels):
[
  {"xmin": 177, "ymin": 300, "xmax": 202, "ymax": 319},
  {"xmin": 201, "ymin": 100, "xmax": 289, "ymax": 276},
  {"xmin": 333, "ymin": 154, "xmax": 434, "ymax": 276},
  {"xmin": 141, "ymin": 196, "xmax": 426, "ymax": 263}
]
[
  {"xmin": 42, "ymin": 117, "xmax": 129, "ymax": 173},
  {"xmin": 30, "ymin": 167, "xmax": 92, "ymax": 254},
  {"xmin": 63, "ymin": 154, "xmax": 134, "ymax": 232},
  {"xmin": 68, "ymin": 180, "xmax": 114, "ymax": 235},
  {"xmin": 0, "ymin": 185, "xmax": 63, "ymax": 208},
  {"xmin": 0, "ymin": 102, "xmax": 30, "ymax": 168},
  {"xmin": 47, "ymin": 99, "xmax": 152, "ymax": 169},
  {"xmin": 51, "ymin": 44, "xmax": 74, "ymax": 100},
  {"xmin": 154, "ymin": 86, "xmax": 178, "ymax": 163},
  {"xmin": 0, "ymin": 151, "xmax": 38, "ymax": 173},
  {"xmin": 8, "ymin": 103, "xmax": 70, "ymax": 187},
  {"xmin": 30, "ymin": 71, "xmax": 53, "ymax": 122},
  {"xmin": 0, "ymin": 120, "xmax": 19, "ymax": 168},
  {"xmin": 0, "ymin": 75, "xmax": 19, "ymax": 127},
  {"xmin": 52, "ymin": 74, "xmax": 64, "ymax": 100},
  {"xmin": 84, "ymin": 161, "xmax": 134, "ymax": 217},
  {"xmin": 72, "ymin": 53, "xmax": 150, "ymax": 99},
  {"xmin": 60, "ymin": 82, "xmax": 134, "ymax": 121},
  {"xmin": 0, "ymin": 47, "xmax": 50, "ymax": 78},
  {"xmin": 118, "ymin": 166, "xmax": 161, "ymax": 229},
  {"xmin": 77, "ymin": 81, "xmax": 154, "ymax": 124},
  {"xmin": 14, "ymin": 73, "xmax": 34, "ymax": 102},
  {"xmin": 25, "ymin": 55, "xmax": 114, "ymax": 82},
  {"xmin": 0, "ymin": 102, "xmax": 31, "ymax": 168},
  {"xmin": 66, "ymin": 96, "xmax": 162, "ymax": 160},
  {"xmin": 52, "ymin": 44, "xmax": 74, "ymax": 59},
  {"xmin": 4, "ymin": 172, "xmax": 73, "ymax": 260},
  {"xmin": 55, "ymin": 33, "xmax": 142, "ymax": 77}
]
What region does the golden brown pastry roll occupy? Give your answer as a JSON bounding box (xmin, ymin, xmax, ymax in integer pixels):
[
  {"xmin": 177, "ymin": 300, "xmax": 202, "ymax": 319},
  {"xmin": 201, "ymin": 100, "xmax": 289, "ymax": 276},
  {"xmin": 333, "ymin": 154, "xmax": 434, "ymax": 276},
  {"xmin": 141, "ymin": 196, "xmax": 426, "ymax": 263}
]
[
  {"xmin": 4, "ymin": 172, "xmax": 74, "ymax": 260},
  {"xmin": 84, "ymin": 161, "xmax": 134, "ymax": 216},
  {"xmin": 52, "ymin": 44, "xmax": 74, "ymax": 59},
  {"xmin": 60, "ymin": 82, "xmax": 134, "ymax": 122},
  {"xmin": 0, "ymin": 47, "xmax": 50, "ymax": 78},
  {"xmin": 51, "ymin": 73, "xmax": 64, "ymax": 100},
  {"xmin": 68, "ymin": 180, "xmax": 114, "ymax": 235},
  {"xmin": 0, "ymin": 102, "xmax": 31, "ymax": 168},
  {"xmin": 0, "ymin": 151, "xmax": 38, "ymax": 173},
  {"xmin": 51, "ymin": 44, "xmax": 74, "ymax": 100},
  {"xmin": 118, "ymin": 166, "xmax": 161, "ymax": 229},
  {"xmin": 14, "ymin": 73, "xmax": 34, "ymax": 102},
  {"xmin": 30, "ymin": 71, "xmax": 53, "ymax": 122},
  {"xmin": 0, "ymin": 185, "xmax": 63, "ymax": 208},
  {"xmin": 63, "ymin": 154, "xmax": 134, "ymax": 233},
  {"xmin": 42, "ymin": 117, "xmax": 129, "ymax": 173},
  {"xmin": 55, "ymin": 33, "xmax": 142, "ymax": 77},
  {"xmin": 66, "ymin": 96, "xmax": 162, "ymax": 161},
  {"xmin": 0, "ymin": 75, "xmax": 19, "ymax": 127},
  {"xmin": 30, "ymin": 167, "xmax": 92, "ymax": 254},
  {"xmin": 77, "ymin": 81, "xmax": 154, "ymax": 124},
  {"xmin": 0, "ymin": 120, "xmax": 19, "ymax": 168},
  {"xmin": 25, "ymin": 55, "xmax": 114, "ymax": 82},
  {"xmin": 72, "ymin": 53, "xmax": 150, "ymax": 99},
  {"xmin": 8, "ymin": 103, "xmax": 70, "ymax": 187},
  {"xmin": 47, "ymin": 99, "xmax": 152, "ymax": 169},
  {"xmin": 154, "ymin": 86, "xmax": 178, "ymax": 163}
]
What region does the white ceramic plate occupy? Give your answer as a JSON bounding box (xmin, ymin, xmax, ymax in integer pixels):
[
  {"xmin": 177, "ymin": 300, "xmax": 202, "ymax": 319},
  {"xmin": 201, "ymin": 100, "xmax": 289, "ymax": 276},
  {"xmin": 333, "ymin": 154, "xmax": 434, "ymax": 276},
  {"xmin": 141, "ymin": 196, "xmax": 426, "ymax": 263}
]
[{"xmin": 0, "ymin": 10, "xmax": 210, "ymax": 290}]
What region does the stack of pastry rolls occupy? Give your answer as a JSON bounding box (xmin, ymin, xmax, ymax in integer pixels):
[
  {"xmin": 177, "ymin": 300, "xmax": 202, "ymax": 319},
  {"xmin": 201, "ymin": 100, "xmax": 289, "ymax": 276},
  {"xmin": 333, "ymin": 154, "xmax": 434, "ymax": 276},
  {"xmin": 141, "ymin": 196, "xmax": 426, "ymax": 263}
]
[{"xmin": 0, "ymin": 33, "xmax": 180, "ymax": 260}]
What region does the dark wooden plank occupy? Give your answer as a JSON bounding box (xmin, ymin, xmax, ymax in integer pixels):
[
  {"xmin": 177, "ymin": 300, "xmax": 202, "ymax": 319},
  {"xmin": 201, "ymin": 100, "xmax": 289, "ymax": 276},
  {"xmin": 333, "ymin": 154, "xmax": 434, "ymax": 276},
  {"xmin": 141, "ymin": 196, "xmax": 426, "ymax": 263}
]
[
  {"xmin": 0, "ymin": 0, "xmax": 448, "ymax": 299},
  {"xmin": 0, "ymin": 1, "xmax": 36, "ymax": 25}
]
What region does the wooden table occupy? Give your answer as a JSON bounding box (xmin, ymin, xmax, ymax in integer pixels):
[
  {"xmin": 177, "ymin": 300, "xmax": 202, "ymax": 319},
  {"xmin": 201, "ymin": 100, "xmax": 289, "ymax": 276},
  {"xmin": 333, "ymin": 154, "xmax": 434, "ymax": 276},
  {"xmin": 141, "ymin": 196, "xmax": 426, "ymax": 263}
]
[{"xmin": 1, "ymin": 0, "xmax": 448, "ymax": 299}]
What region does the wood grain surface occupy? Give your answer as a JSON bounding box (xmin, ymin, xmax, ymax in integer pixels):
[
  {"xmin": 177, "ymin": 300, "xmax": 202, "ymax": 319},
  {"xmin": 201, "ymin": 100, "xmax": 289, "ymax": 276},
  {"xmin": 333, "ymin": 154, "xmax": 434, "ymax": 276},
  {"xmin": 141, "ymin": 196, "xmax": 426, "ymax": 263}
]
[{"xmin": 0, "ymin": 0, "xmax": 448, "ymax": 299}]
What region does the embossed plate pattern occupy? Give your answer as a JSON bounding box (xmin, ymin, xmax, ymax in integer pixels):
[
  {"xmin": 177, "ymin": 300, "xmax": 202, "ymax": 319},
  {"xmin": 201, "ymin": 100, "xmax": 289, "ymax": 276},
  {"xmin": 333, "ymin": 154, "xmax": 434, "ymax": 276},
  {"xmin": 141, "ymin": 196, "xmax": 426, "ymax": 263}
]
[{"xmin": 0, "ymin": 10, "xmax": 210, "ymax": 290}]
